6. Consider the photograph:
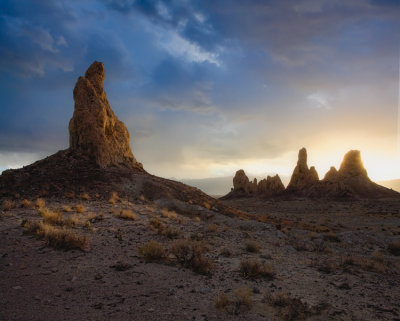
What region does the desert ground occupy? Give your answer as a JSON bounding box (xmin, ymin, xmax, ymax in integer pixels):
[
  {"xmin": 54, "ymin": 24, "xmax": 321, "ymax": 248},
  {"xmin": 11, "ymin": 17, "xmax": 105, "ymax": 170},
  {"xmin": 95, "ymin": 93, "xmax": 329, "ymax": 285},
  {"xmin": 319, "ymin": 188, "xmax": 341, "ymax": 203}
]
[{"xmin": 1, "ymin": 194, "xmax": 399, "ymax": 321}]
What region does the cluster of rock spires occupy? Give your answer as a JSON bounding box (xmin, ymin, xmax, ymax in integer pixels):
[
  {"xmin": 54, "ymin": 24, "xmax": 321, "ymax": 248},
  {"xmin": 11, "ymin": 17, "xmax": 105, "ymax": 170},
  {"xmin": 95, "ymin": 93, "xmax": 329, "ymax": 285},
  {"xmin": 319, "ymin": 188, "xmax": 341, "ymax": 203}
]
[
  {"xmin": 225, "ymin": 147, "xmax": 398, "ymax": 199},
  {"xmin": 231, "ymin": 170, "xmax": 285, "ymax": 196}
]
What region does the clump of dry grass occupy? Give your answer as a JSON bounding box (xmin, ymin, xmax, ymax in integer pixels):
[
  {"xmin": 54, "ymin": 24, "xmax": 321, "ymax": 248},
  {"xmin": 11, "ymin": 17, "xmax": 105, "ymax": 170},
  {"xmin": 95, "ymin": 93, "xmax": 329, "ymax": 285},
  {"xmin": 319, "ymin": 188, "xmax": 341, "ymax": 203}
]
[
  {"xmin": 215, "ymin": 287, "xmax": 253, "ymax": 315},
  {"xmin": 113, "ymin": 209, "xmax": 136, "ymax": 221},
  {"xmin": 323, "ymin": 232, "xmax": 340, "ymax": 243},
  {"xmin": 2, "ymin": 199, "xmax": 15, "ymax": 211},
  {"xmin": 38, "ymin": 208, "xmax": 64, "ymax": 225},
  {"xmin": 22, "ymin": 220, "xmax": 87, "ymax": 251},
  {"xmin": 239, "ymin": 258, "xmax": 275, "ymax": 279},
  {"xmin": 79, "ymin": 192, "xmax": 90, "ymax": 200},
  {"xmin": 203, "ymin": 201, "xmax": 212, "ymax": 210},
  {"xmin": 265, "ymin": 292, "xmax": 313, "ymax": 321},
  {"xmin": 162, "ymin": 225, "xmax": 181, "ymax": 239},
  {"xmin": 75, "ymin": 204, "xmax": 85, "ymax": 213},
  {"xmin": 137, "ymin": 240, "xmax": 165, "ymax": 262},
  {"xmin": 170, "ymin": 239, "xmax": 213, "ymax": 274},
  {"xmin": 62, "ymin": 205, "xmax": 73, "ymax": 213},
  {"xmin": 161, "ymin": 208, "xmax": 178, "ymax": 219},
  {"xmin": 35, "ymin": 198, "xmax": 45, "ymax": 208},
  {"xmin": 244, "ymin": 239, "xmax": 260, "ymax": 253},
  {"xmin": 109, "ymin": 192, "xmax": 119, "ymax": 204},
  {"xmin": 149, "ymin": 217, "xmax": 164, "ymax": 233},
  {"xmin": 208, "ymin": 223, "xmax": 218, "ymax": 232},
  {"xmin": 64, "ymin": 192, "xmax": 75, "ymax": 199},
  {"xmin": 194, "ymin": 216, "xmax": 201, "ymax": 222},
  {"xmin": 21, "ymin": 199, "xmax": 34, "ymax": 209}
]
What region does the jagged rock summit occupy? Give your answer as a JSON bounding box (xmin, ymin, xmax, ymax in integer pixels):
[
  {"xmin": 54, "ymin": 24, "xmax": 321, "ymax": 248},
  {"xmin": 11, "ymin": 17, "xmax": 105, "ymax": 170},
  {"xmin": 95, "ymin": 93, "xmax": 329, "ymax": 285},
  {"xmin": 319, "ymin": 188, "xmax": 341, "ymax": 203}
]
[
  {"xmin": 287, "ymin": 147, "xmax": 319, "ymax": 191},
  {"xmin": 222, "ymin": 169, "xmax": 284, "ymax": 199},
  {"xmin": 69, "ymin": 61, "xmax": 138, "ymax": 169}
]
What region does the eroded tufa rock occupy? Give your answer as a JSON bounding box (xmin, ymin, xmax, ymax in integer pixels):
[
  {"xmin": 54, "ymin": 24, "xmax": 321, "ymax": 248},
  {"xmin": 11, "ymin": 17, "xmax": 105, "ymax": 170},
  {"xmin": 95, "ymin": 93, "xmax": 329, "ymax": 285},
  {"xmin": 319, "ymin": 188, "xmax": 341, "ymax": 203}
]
[
  {"xmin": 258, "ymin": 175, "xmax": 285, "ymax": 195},
  {"xmin": 287, "ymin": 148, "xmax": 319, "ymax": 190},
  {"xmin": 338, "ymin": 150, "xmax": 368, "ymax": 178},
  {"xmin": 69, "ymin": 61, "xmax": 138, "ymax": 169}
]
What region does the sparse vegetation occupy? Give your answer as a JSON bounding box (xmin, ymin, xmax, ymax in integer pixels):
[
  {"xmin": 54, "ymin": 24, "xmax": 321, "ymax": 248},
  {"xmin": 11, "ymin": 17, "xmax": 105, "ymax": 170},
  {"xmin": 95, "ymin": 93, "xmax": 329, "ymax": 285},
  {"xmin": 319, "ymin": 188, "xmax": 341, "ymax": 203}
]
[
  {"xmin": 239, "ymin": 258, "xmax": 275, "ymax": 279},
  {"xmin": 266, "ymin": 292, "xmax": 313, "ymax": 321},
  {"xmin": 161, "ymin": 208, "xmax": 177, "ymax": 219},
  {"xmin": 2, "ymin": 199, "xmax": 15, "ymax": 211},
  {"xmin": 169, "ymin": 239, "xmax": 213, "ymax": 274},
  {"xmin": 162, "ymin": 225, "xmax": 181, "ymax": 239},
  {"xmin": 35, "ymin": 198, "xmax": 45, "ymax": 208},
  {"xmin": 215, "ymin": 287, "xmax": 253, "ymax": 315},
  {"xmin": 244, "ymin": 239, "xmax": 260, "ymax": 253},
  {"xmin": 208, "ymin": 223, "xmax": 218, "ymax": 232},
  {"xmin": 75, "ymin": 204, "xmax": 85, "ymax": 213},
  {"xmin": 79, "ymin": 192, "xmax": 90, "ymax": 200},
  {"xmin": 39, "ymin": 208, "xmax": 64, "ymax": 225},
  {"xmin": 62, "ymin": 205, "xmax": 73, "ymax": 212},
  {"xmin": 114, "ymin": 209, "xmax": 137, "ymax": 220},
  {"xmin": 149, "ymin": 217, "xmax": 164, "ymax": 233},
  {"xmin": 22, "ymin": 220, "xmax": 87, "ymax": 251},
  {"xmin": 64, "ymin": 192, "xmax": 75, "ymax": 199},
  {"xmin": 109, "ymin": 192, "xmax": 119, "ymax": 204},
  {"xmin": 21, "ymin": 199, "xmax": 34, "ymax": 209},
  {"xmin": 137, "ymin": 240, "xmax": 165, "ymax": 262}
]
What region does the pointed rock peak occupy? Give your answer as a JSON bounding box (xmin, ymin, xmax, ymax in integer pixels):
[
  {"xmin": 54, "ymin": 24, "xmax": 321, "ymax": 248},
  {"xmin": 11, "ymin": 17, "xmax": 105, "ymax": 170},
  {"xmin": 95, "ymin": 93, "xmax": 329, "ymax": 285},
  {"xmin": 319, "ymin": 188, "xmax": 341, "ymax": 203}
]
[
  {"xmin": 233, "ymin": 169, "xmax": 252, "ymax": 194},
  {"xmin": 84, "ymin": 61, "xmax": 105, "ymax": 96},
  {"xmin": 339, "ymin": 150, "xmax": 368, "ymax": 178},
  {"xmin": 309, "ymin": 166, "xmax": 319, "ymax": 180},
  {"xmin": 69, "ymin": 61, "xmax": 139, "ymax": 169},
  {"xmin": 324, "ymin": 166, "xmax": 338, "ymax": 181},
  {"xmin": 298, "ymin": 147, "xmax": 308, "ymax": 168}
]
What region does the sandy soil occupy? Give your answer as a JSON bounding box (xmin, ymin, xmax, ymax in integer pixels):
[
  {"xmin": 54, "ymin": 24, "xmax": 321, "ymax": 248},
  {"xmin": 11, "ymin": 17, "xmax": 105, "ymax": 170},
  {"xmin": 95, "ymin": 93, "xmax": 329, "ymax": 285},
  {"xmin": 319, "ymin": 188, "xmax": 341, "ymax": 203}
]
[{"xmin": 1, "ymin": 196, "xmax": 399, "ymax": 321}]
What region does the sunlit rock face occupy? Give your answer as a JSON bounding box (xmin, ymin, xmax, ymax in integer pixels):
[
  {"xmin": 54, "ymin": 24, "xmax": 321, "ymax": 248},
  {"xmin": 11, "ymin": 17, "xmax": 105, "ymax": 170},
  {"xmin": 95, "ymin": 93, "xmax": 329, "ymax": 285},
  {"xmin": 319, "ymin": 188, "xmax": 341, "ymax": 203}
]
[
  {"xmin": 233, "ymin": 169, "xmax": 252, "ymax": 194},
  {"xmin": 338, "ymin": 150, "xmax": 368, "ymax": 178},
  {"xmin": 258, "ymin": 175, "xmax": 285, "ymax": 195},
  {"xmin": 69, "ymin": 61, "xmax": 138, "ymax": 169},
  {"xmin": 287, "ymin": 147, "xmax": 319, "ymax": 191}
]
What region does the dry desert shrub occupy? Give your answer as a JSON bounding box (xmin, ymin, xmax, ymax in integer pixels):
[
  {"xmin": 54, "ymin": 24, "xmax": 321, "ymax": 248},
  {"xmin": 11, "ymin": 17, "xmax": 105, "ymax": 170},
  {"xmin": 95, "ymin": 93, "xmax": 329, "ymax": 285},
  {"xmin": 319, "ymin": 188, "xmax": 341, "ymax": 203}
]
[
  {"xmin": 149, "ymin": 217, "xmax": 164, "ymax": 232},
  {"xmin": 170, "ymin": 239, "xmax": 213, "ymax": 274},
  {"xmin": 161, "ymin": 208, "xmax": 178, "ymax": 219},
  {"xmin": 2, "ymin": 199, "xmax": 15, "ymax": 211},
  {"xmin": 137, "ymin": 240, "xmax": 165, "ymax": 262},
  {"xmin": 208, "ymin": 223, "xmax": 218, "ymax": 232},
  {"xmin": 35, "ymin": 198, "xmax": 45, "ymax": 208},
  {"xmin": 323, "ymin": 232, "xmax": 340, "ymax": 242},
  {"xmin": 79, "ymin": 192, "xmax": 90, "ymax": 200},
  {"xmin": 359, "ymin": 258, "xmax": 387, "ymax": 274},
  {"xmin": 62, "ymin": 205, "xmax": 73, "ymax": 212},
  {"xmin": 114, "ymin": 209, "xmax": 136, "ymax": 220},
  {"xmin": 215, "ymin": 287, "xmax": 253, "ymax": 315},
  {"xmin": 194, "ymin": 216, "xmax": 201, "ymax": 222},
  {"xmin": 266, "ymin": 292, "xmax": 314, "ymax": 321},
  {"xmin": 64, "ymin": 191, "xmax": 75, "ymax": 199},
  {"xmin": 244, "ymin": 239, "xmax": 260, "ymax": 253},
  {"xmin": 39, "ymin": 208, "xmax": 64, "ymax": 225},
  {"xmin": 109, "ymin": 192, "xmax": 119, "ymax": 204},
  {"xmin": 75, "ymin": 204, "xmax": 85, "ymax": 213},
  {"xmin": 239, "ymin": 258, "xmax": 275, "ymax": 279},
  {"xmin": 22, "ymin": 220, "xmax": 87, "ymax": 251},
  {"xmin": 203, "ymin": 201, "xmax": 212, "ymax": 210},
  {"xmin": 21, "ymin": 199, "xmax": 34, "ymax": 209},
  {"xmin": 162, "ymin": 225, "xmax": 181, "ymax": 239}
]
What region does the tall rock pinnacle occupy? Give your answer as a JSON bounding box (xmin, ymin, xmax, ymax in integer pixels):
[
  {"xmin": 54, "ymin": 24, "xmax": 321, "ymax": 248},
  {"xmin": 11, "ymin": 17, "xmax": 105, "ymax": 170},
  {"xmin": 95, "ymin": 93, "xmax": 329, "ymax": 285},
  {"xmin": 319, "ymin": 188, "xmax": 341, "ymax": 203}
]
[
  {"xmin": 287, "ymin": 147, "xmax": 319, "ymax": 190},
  {"xmin": 69, "ymin": 61, "xmax": 138, "ymax": 169}
]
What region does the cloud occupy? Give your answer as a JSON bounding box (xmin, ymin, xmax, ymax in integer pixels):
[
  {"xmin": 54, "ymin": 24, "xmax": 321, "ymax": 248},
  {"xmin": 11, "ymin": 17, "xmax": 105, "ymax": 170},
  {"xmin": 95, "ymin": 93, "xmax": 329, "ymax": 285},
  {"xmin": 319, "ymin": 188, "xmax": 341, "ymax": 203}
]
[{"xmin": 307, "ymin": 91, "xmax": 332, "ymax": 110}]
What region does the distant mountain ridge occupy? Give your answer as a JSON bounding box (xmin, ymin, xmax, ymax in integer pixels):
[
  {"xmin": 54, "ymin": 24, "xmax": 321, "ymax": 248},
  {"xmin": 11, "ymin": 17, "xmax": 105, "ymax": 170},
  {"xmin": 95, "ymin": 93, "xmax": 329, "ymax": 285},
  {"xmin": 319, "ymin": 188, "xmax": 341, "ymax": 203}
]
[{"xmin": 377, "ymin": 179, "xmax": 400, "ymax": 193}]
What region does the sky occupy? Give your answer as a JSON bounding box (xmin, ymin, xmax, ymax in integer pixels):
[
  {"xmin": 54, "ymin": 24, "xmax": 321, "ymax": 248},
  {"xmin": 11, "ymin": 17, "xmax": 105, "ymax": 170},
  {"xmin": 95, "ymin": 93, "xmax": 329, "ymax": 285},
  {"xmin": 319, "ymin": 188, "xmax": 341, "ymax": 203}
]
[{"xmin": 1, "ymin": 0, "xmax": 400, "ymax": 184}]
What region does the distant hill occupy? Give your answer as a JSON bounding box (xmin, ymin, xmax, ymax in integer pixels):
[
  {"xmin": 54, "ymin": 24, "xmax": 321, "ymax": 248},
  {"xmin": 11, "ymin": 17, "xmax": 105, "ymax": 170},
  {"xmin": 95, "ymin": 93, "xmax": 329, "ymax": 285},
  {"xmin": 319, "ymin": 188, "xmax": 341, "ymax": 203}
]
[{"xmin": 377, "ymin": 179, "xmax": 400, "ymax": 193}]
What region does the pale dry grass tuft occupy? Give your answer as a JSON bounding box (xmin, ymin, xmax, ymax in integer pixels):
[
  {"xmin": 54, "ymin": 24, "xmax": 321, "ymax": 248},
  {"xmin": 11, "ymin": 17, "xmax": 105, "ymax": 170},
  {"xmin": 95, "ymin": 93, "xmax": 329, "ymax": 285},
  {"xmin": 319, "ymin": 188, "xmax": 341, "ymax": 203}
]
[
  {"xmin": 21, "ymin": 199, "xmax": 34, "ymax": 209},
  {"xmin": 137, "ymin": 240, "xmax": 165, "ymax": 261},
  {"xmin": 114, "ymin": 209, "xmax": 136, "ymax": 220},
  {"xmin": 109, "ymin": 192, "xmax": 119, "ymax": 204},
  {"xmin": 35, "ymin": 198, "xmax": 45, "ymax": 208},
  {"xmin": 2, "ymin": 199, "xmax": 15, "ymax": 211},
  {"xmin": 161, "ymin": 208, "xmax": 178, "ymax": 219},
  {"xmin": 75, "ymin": 204, "xmax": 85, "ymax": 213}
]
